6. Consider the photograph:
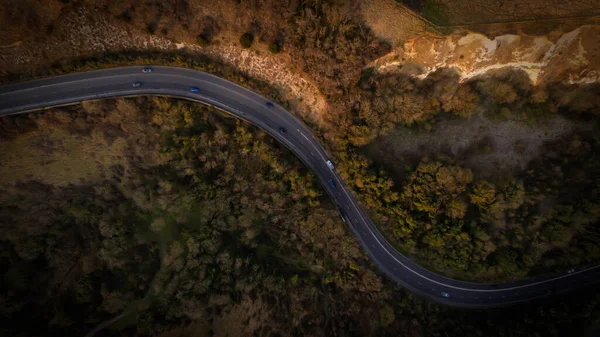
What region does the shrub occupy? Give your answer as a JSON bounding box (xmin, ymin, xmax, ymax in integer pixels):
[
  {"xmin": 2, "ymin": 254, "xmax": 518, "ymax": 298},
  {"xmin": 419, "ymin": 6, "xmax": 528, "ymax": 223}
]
[
  {"xmin": 196, "ymin": 34, "xmax": 210, "ymax": 46},
  {"xmin": 447, "ymin": 85, "xmax": 480, "ymax": 118},
  {"xmin": 470, "ymin": 181, "xmax": 496, "ymax": 210},
  {"xmin": 268, "ymin": 41, "xmax": 281, "ymax": 54},
  {"xmin": 146, "ymin": 21, "xmax": 158, "ymax": 35},
  {"xmin": 239, "ymin": 33, "xmax": 254, "ymax": 48},
  {"xmin": 120, "ymin": 8, "xmax": 134, "ymax": 23},
  {"xmin": 476, "ymin": 79, "xmax": 518, "ymax": 104}
]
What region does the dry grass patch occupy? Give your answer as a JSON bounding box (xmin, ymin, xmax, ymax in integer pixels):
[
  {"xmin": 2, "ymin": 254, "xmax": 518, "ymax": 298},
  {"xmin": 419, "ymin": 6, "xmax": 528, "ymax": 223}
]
[
  {"xmin": 427, "ymin": 0, "xmax": 600, "ymax": 26},
  {"xmin": 0, "ymin": 126, "xmax": 128, "ymax": 187},
  {"xmin": 0, "ymin": 98, "xmax": 169, "ymax": 188},
  {"xmin": 361, "ymin": 0, "xmax": 440, "ymax": 46},
  {"xmin": 362, "ymin": 112, "xmax": 584, "ymax": 180}
]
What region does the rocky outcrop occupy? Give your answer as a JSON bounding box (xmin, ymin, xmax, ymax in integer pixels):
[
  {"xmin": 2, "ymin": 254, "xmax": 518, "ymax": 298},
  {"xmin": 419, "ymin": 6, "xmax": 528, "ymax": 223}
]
[{"xmin": 372, "ymin": 25, "xmax": 600, "ymax": 85}]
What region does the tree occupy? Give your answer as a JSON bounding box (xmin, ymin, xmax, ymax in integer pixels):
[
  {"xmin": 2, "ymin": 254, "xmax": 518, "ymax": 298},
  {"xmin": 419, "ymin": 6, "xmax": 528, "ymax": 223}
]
[
  {"xmin": 445, "ymin": 85, "xmax": 480, "ymax": 118},
  {"xmin": 268, "ymin": 41, "xmax": 281, "ymax": 54},
  {"xmin": 476, "ymin": 79, "xmax": 518, "ymax": 104},
  {"xmin": 196, "ymin": 34, "xmax": 210, "ymax": 46},
  {"xmin": 239, "ymin": 33, "xmax": 254, "ymax": 48},
  {"xmin": 403, "ymin": 160, "xmax": 472, "ymax": 217},
  {"xmin": 379, "ymin": 305, "xmax": 395, "ymax": 327},
  {"xmin": 447, "ymin": 199, "xmax": 468, "ymax": 219},
  {"xmin": 470, "ymin": 180, "xmax": 496, "ymax": 210}
]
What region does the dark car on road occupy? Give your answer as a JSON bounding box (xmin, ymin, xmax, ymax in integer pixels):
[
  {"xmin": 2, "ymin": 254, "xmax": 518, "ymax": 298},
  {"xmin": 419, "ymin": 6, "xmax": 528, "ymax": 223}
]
[
  {"xmin": 142, "ymin": 67, "xmax": 152, "ymax": 73},
  {"xmin": 279, "ymin": 127, "xmax": 287, "ymax": 136},
  {"xmin": 328, "ymin": 179, "xmax": 336, "ymax": 188},
  {"xmin": 266, "ymin": 102, "xmax": 274, "ymax": 108}
]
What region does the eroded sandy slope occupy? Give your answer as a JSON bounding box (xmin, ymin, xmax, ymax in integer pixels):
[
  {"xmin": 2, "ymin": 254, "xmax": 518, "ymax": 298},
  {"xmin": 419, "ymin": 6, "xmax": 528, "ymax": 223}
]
[{"xmin": 371, "ymin": 25, "xmax": 600, "ymax": 85}]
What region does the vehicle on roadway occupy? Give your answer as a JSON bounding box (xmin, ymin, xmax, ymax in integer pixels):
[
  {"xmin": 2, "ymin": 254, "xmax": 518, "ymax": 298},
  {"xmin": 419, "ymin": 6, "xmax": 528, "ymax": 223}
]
[
  {"xmin": 132, "ymin": 82, "xmax": 142, "ymax": 87},
  {"xmin": 279, "ymin": 127, "xmax": 287, "ymax": 136},
  {"xmin": 441, "ymin": 292, "xmax": 450, "ymax": 298},
  {"xmin": 190, "ymin": 87, "xmax": 199, "ymax": 93},
  {"xmin": 326, "ymin": 160, "xmax": 335, "ymax": 170},
  {"xmin": 567, "ymin": 268, "xmax": 575, "ymax": 274},
  {"xmin": 142, "ymin": 67, "xmax": 152, "ymax": 73},
  {"xmin": 328, "ymin": 179, "xmax": 336, "ymax": 188},
  {"xmin": 266, "ymin": 101, "xmax": 274, "ymax": 108}
]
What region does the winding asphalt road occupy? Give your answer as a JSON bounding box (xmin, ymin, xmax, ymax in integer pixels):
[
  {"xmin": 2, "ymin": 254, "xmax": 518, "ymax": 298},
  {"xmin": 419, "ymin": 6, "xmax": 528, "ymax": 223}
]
[{"xmin": 1, "ymin": 65, "xmax": 598, "ymax": 308}]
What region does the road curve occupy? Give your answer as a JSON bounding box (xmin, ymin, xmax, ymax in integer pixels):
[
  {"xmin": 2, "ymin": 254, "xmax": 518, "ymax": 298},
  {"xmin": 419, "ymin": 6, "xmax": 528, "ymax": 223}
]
[{"xmin": 1, "ymin": 65, "xmax": 598, "ymax": 308}]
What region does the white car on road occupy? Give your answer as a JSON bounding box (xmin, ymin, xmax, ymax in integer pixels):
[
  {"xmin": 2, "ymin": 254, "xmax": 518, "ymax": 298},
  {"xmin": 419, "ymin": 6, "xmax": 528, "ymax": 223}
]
[{"xmin": 326, "ymin": 160, "xmax": 335, "ymax": 170}]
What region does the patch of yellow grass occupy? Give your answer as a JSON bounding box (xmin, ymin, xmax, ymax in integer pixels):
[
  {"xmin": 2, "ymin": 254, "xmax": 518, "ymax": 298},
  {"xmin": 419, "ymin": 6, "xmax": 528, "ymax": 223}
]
[
  {"xmin": 0, "ymin": 126, "xmax": 127, "ymax": 187},
  {"xmin": 361, "ymin": 0, "xmax": 440, "ymax": 46}
]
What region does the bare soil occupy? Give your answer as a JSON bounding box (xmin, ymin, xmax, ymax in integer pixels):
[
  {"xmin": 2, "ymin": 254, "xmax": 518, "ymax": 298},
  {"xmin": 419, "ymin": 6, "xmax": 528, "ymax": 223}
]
[{"xmin": 371, "ymin": 25, "xmax": 600, "ymax": 86}]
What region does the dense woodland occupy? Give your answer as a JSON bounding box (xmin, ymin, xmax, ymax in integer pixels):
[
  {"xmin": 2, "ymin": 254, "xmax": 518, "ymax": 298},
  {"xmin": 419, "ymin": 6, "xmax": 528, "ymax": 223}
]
[
  {"xmin": 2, "ymin": 0, "xmax": 600, "ymax": 335},
  {"xmin": 2, "ymin": 99, "xmax": 600, "ymax": 337},
  {"xmin": 330, "ymin": 67, "xmax": 600, "ymax": 281}
]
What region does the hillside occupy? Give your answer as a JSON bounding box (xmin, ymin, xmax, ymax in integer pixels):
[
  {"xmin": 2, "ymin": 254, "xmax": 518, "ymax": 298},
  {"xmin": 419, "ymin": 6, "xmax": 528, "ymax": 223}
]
[
  {"xmin": 2, "ymin": 98, "xmax": 600, "ymax": 336},
  {"xmin": 2, "ymin": 0, "xmax": 600, "ymax": 335}
]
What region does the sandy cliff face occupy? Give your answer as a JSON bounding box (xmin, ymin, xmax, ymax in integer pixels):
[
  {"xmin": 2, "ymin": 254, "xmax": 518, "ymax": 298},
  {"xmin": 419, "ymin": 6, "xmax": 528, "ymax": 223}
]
[{"xmin": 372, "ymin": 25, "xmax": 600, "ymax": 85}]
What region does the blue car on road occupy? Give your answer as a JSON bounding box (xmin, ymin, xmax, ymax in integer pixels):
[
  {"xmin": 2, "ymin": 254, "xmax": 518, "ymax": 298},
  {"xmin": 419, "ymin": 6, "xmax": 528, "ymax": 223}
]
[
  {"xmin": 328, "ymin": 179, "xmax": 336, "ymax": 188},
  {"xmin": 190, "ymin": 87, "xmax": 199, "ymax": 93},
  {"xmin": 441, "ymin": 292, "xmax": 450, "ymax": 298}
]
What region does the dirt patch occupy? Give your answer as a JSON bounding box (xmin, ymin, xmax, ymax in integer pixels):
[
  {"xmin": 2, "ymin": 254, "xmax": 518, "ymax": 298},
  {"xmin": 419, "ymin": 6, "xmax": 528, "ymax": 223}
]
[{"xmin": 363, "ymin": 112, "xmax": 584, "ymax": 180}]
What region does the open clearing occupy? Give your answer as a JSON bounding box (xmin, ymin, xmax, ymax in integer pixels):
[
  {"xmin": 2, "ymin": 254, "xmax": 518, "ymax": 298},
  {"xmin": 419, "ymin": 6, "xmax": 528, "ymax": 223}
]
[
  {"xmin": 362, "ymin": 112, "xmax": 586, "ymax": 181},
  {"xmin": 0, "ymin": 99, "xmax": 166, "ymax": 187}
]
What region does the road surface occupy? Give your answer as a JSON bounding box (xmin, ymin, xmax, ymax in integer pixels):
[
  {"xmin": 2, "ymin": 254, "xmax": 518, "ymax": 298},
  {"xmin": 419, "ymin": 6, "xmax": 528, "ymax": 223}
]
[{"xmin": 1, "ymin": 65, "xmax": 598, "ymax": 307}]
